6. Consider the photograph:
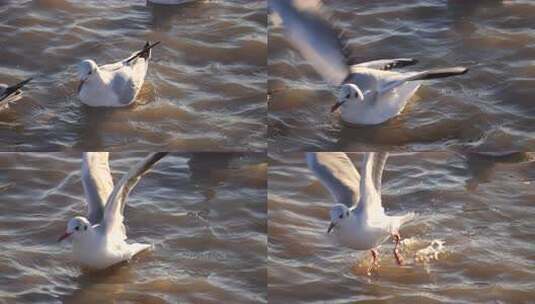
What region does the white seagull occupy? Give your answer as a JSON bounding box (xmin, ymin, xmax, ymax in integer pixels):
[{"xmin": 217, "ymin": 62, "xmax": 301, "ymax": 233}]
[
  {"xmin": 270, "ymin": 0, "xmax": 469, "ymax": 125},
  {"xmin": 77, "ymin": 41, "xmax": 160, "ymax": 107},
  {"xmin": 58, "ymin": 152, "xmax": 168, "ymax": 270},
  {"xmin": 306, "ymin": 152, "xmax": 415, "ymax": 274},
  {"xmin": 0, "ymin": 78, "xmax": 32, "ymax": 109}
]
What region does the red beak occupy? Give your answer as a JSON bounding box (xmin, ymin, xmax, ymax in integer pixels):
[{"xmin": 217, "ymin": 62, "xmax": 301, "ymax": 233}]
[{"xmin": 58, "ymin": 231, "xmax": 72, "ymax": 242}]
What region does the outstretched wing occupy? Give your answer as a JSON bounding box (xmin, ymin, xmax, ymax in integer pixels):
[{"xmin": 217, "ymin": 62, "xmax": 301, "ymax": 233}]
[
  {"xmin": 269, "ymin": 0, "xmax": 350, "ymax": 85},
  {"xmin": 306, "ymin": 152, "xmax": 360, "ymax": 208},
  {"xmin": 81, "ymin": 152, "xmax": 114, "ymax": 224},
  {"xmin": 358, "ymin": 152, "xmax": 389, "ymax": 214},
  {"xmin": 378, "ymin": 67, "xmax": 468, "ymax": 95},
  {"xmin": 101, "ymin": 152, "xmax": 168, "ymax": 237},
  {"xmin": 355, "ymin": 58, "xmax": 417, "ymax": 71},
  {"xmin": 371, "ymin": 152, "xmax": 389, "ymax": 193}
]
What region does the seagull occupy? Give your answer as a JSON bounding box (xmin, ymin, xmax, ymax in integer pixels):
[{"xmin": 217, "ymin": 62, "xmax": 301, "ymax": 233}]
[
  {"xmin": 306, "ymin": 152, "xmax": 415, "ymax": 274},
  {"xmin": 270, "ymin": 0, "xmax": 469, "ymax": 125},
  {"xmin": 0, "ymin": 78, "xmax": 32, "ymax": 109},
  {"xmin": 58, "ymin": 152, "xmax": 168, "ymax": 270},
  {"xmin": 77, "ymin": 41, "xmax": 160, "ymax": 107}
]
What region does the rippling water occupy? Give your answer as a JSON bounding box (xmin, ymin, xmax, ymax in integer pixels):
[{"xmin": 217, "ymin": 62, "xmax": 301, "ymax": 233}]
[
  {"xmin": 0, "ymin": 152, "xmax": 267, "ymax": 303},
  {"xmin": 268, "ymin": 0, "xmax": 535, "ymax": 152},
  {"xmin": 268, "ymin": 152, "xmax": 535, "ymax": 303},
  {"xmin": 0, "ymin": 0, "xmax": 266, "ymax": 151}
]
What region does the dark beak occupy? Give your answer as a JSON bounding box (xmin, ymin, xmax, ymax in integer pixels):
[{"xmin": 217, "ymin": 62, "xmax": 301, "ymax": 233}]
[
  {"xmin": 58, "ymin": 231, "xmax": 72, "ymax": 242},
  {"xmin": 330, "ymin": 101, "xmax": 343, "ymax": 113},
  {"xmin": 327, "ymin": 222, "xmax": 336, "ymax": 233}
]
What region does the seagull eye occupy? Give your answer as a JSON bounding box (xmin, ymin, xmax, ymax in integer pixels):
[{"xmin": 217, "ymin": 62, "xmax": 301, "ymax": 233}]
[
  {"xmin": 75, "ymin": 226, "xmax": 79, "ymax": 231},
  {"xmin": 88, "ymin": 70, "xmax": 92, "ymax": 75},
  {"xmin": 339, "ymin": 214, "xmax": 343, "ymax": 219},
  {"xmin": 345, "ymin": 94, "xmax": 350, "ymax": 99}
]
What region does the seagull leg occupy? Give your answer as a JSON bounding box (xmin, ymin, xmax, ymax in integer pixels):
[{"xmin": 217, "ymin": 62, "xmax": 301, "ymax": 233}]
[
  {"xmin": 393, "ymin": 233, "xmax": 404, "ymax": 266},
  {"xmin": 367, "ymin": 249, "xmax": 379, "ymax": 275}
]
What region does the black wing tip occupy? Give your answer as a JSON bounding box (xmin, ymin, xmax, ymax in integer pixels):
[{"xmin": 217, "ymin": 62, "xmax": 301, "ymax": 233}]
[
  {"xmin": 18, "ymin": 77, "xmax": 33, "ymax": 87},
  {"xmin": 126, "ymin": 41, "xmax": 161, "ymax": 64},
  {"xmin": 391, "ymin": 58, "xmax": 418, "ymax": 70},
  {"xmin": 1, "ymin": 77, "xmax": 33, "ymax": 100},
  {"xmin": 147, "ymin": 152, "xmax": 168, "ymax": 166},
  {"xmin": 154, "ymin": 152, "xmax": 168, "ymax": 160},
  {"xmin": 139, "ymin": 41, "xmax": 161, "ymax": 60}
]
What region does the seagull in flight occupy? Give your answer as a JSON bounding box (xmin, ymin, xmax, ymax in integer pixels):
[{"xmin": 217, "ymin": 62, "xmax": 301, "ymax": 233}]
[
  {"xmin": 58, "ymin": 152, "xmax": 168, "ymax": 270},
  {"xmin": 0, "ymin": 78, "xmax": 32, "ymax": 109},
  {"xmin": 270, "ymin": 0, "xmax": 469, "ymax": 125},
  {"xmin": 306, "ymin": 152, "xmax": 415, "ymax": 274},
  {"xmin": 77, "ymin": 41, "xmax": 160, "ymax": 107}
]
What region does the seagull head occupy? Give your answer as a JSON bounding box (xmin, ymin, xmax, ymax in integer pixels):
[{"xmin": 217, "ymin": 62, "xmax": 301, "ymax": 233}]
[
  {"xmin": 331, "ymin": 83, "xmax": 365, "ymax": 113},
  {"xmin": 327, "ymin": 204, "xmax": 350, "ymax": 233},
  {"xmin": 78, "ymin": 60, "xmax": 98, "ymax": 81},
  {"xmin": 58, "ymin": 216, "xmax": 91, "ymax": 242}
]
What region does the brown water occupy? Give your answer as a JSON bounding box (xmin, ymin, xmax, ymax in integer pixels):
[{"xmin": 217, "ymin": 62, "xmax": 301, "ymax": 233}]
[
  {"xmin": 268, "ymin": 152, "xmax": 535, "ymax": 303},
  {"xmin": 0, "ymin": 0, "xmax": 266, "ymax": 151},
  {"xmin": 0, "ymin": 152, "xmax": 267, "ymax": 303},
  {"xmin": 268, "ymin": 0, "xmax": 535, "ymax": 152}
]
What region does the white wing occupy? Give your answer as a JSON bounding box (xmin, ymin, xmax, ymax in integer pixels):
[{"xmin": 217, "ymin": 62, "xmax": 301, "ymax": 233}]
[
  {"xmin": 371, "ymin": 152, "xmax": 388, "ymax": 193},
  {"xmin": 306, "ymin": 152, "xmax": 360, "ymax": 207},
  {"xmin": 269, "ymin": 0, "xmax": 350, "ymax": 85},
  {"xmin": 81, "ymin": 152, "xmax": 114, "ymax": 224},
  {"xmin": 358, "ymin": 152, "xmax": 389, "ymax": 213},
  {"xmin": 101, "ymin": 152, "xmax": 168, "ymax": 237}
]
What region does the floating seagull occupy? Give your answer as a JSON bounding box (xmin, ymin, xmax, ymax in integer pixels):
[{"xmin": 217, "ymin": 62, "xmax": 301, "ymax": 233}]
[
  {"xmin": 306, "ymin": 152, "xmax": 415, "ymax": 274},
  {"xmin": 58, "ymin": 152, "xmax": 168, "ymax": 270},
  {"xmin": 0, "ymin": 78, "xmax": 32, "ymax": 109},
  {"xmin": 270, "ymin": 0, "xmax": 468, "ymax": 125},
  {"xmin": 77, "ymin": 41, "xmax": 160, "ymax": 107}
]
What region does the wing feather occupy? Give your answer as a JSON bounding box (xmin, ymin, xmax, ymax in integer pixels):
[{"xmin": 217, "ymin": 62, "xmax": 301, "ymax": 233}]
[
  {"xmin": 306, "ymin": 152, "xmax": 360, "ymax": 207},
  {"xmin": 270, "ymin": 0, "xmax": 350, "ymax": 85},
  {"xmin": 81, "ymin": 152, "xmax": 114, "ymax": 224},
  {"xmin": 101, "ymin": 152, "xmax": 168, "ymax": 236}
]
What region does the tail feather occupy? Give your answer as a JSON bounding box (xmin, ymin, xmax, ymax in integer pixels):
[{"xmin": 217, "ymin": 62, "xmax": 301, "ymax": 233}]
[
  {"xmin": 400, "ymin": 212, "xmax": 416, "ymax": 225},
  {"xmin": 391, "ymin": 212, "xmax": 416, "ymax": 232},
  {"xmin": 126, "ymin": 242, "xmax": 152, "ymax": 260},
  {"xmin": 406, "ymin": 67, "xmax": 468, "ymax": 81}
]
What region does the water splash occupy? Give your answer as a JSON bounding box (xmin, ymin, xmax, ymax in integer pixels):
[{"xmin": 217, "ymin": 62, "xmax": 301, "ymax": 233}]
[{"xmin": 413, "ymin": 239, "xmax": 445, "ymax": 263}]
